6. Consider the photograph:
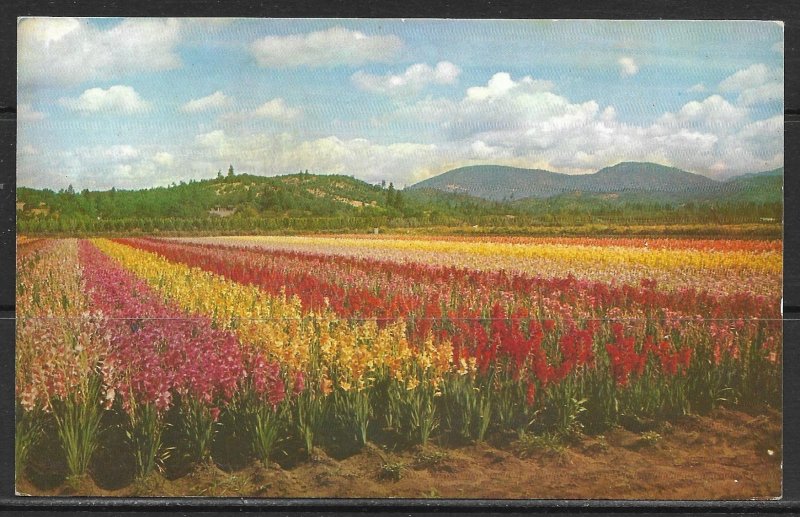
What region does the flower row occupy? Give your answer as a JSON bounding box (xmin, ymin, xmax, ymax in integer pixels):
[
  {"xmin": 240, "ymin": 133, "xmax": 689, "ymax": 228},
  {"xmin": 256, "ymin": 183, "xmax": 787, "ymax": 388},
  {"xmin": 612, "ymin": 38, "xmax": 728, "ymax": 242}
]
[{"xmin": 181, "ymin": 235, "xmax": 781, "ymax": 297}]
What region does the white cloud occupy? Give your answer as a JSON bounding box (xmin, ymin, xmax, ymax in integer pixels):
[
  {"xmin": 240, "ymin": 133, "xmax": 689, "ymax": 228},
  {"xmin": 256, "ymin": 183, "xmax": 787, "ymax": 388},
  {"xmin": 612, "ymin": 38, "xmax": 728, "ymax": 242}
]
[
  {"xmin": 385, "ymin": 73, "xmax": 781, "ymax": 179},
  {"xmin": 153, "ymin": 151, "xmax": 174, "ymax": 166},
  {"xmin": 60, "ymin": 144, "xmax": 140, "ymax": 164},
  {"xmin": 655, "ymin": 95, "xmax": 747, "ymax": 132},
  {"xmin": 103, "ymin": 144, "xmax": 140, "ymax": 161},
  {"xmin": 18, "ymin": 103, "xmax": 46, "ymax": 122},
  {"xmin": 719, "ymin": 63, "xmax": 772, "ymax": 91},
  {"xmin": 180, "ymin": 91, "xmax": 231, "ymax": 113},
  {"xmin": 17, "ymin": 143, "xmax": 190, "ymax": 190},
  {"xmin": 250, "ymin": 26, "xmax": 403, "ymax": 68},
  {"xmin": 58, "ymin": 85, "xmax": 151, "ymax": 114},
  {"xmin": 186, "ymin": 131, "xmax": 441, "ymax": 186},
  {"xmin": 772, "ymin": 41, "xmax": 784, "ymax": 54},
  {"xmin": 687, "ymin": 83, "xmax": 707, "ymax": 93},
  {"xmin": 21, "ymin": 130, "xmax": 443, "ymax": 190},
  {"xmin": 469, "ymin": 140, "xmax": 512, "ymax": 160},
  {"xmin": 18, "ymin": 64, "xmax": 784, "ymax": 190},
  {"xmin": 18, "ymin": 17, "xmax": 182, "ymax": 86},
  {"xmin": 394, "ymin": 73, "xmax": 590, "ymax": 145},
  {"xmin": 726, "ymin": 115, "xmax": 784, "ymax": 163},
  {"xmin": 618, "ymin": 56, "xmax": 638, "ymax": 77},
  {"xmin": 253, "ymin": 98, "xmax": 302, "ymax": 122},
  {"xmin": 718, "ymin": 64, "xmax": 783, "ymax": 106},
  {"xmin": 736, "ymin": 81, "xmax": 783, "ymax": 106},
  {"xmin": 352, "ymin": 61, "xmax": 461, "ymax": 96},
  {"xmin": 194, "ymin": 129, "xmax": 231, "ymax": 158},
  {"xmin": 220, "ymin": 98, "xmax": 304, "ymax": 124},
  {"xmin": 600, "ymin": 106, "xmax": 616, "ymax": 122},
  {"xmin": 465, "ymin": 72, "xmax": 553, "ymax": 101}
]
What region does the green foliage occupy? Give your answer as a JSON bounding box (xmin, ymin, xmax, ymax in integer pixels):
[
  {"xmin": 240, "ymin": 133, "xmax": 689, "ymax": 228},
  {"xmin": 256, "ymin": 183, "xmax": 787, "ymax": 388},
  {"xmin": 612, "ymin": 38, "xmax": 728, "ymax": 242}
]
[
  {"xmin": 413, "ymin": 449, "xmax": 450, "ymax": 469},
  {"xmin": 294, "ymin": 389, "xmax": 331, "ymax": 458},
  {"xmin": 513, "ymin": 430, "xmax": 567, "ymax": 460},
  {"xmin": 387, "ymin": 376, "xmax": 438, "ymax": 446},
  {"xmin": 16, "ymin": 166, "xmax": 783, "ymax": 236},
  {"xmin": 440, "ymin": 375, "xmax": 492, "ymax": 442},
  {"xmin": 249, "ymin": 401, "xmax": 288, "ymax": 466},
  {"xmin": 379, "ymin": 460, "xmax": 406, "ymax": 481},
  {"xmin": 126, "ymin": 401, "xmax": 167, "ymax": 479},
  {"xmin": 52, "ymin": 375, "xmax": 104, "ymax": 481},
  {"xmin": 638, "ymin": 431, "xmax": 662, "ymax": 447},
  {"xmin": 15, "ymin": 406, "xmax": 43, "ymax": 481},
  {"xmin": 333, "ymin": 388, "xmax": 372, "ymax": 449},
  {"xmin": 179, "ymin": 398, "xmax": 219, "ymax": 465}
]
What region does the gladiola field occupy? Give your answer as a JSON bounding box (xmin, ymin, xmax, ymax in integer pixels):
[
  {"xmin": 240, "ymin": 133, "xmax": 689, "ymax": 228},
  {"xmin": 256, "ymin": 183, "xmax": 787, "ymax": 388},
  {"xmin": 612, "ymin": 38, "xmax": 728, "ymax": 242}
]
[{"xmin": 15, "ymin": 234, "xmax": 782, "ymax": 497}]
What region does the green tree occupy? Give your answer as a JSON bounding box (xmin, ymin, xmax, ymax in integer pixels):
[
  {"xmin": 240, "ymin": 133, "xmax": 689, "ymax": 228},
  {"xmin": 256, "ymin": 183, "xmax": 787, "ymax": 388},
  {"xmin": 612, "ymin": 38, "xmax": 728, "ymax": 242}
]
[
  {"xmin": 386, "ymin": 182, "xmax": 395, "ymax": 207},
  {"xmin": 228, "ymin": 165, "xmax": 235, "ymax": 177},
  {"xmin": 394, "ymin": 189, "xmax": 404, "ymax": 211}
]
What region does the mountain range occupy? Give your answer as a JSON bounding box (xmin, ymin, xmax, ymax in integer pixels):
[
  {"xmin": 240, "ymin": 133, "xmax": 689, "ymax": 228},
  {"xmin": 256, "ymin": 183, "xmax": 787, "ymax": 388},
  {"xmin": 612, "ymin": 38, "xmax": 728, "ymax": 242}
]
[{"xmin": 408, "ymin": 162, "xmax": 783, "ymax": 204}]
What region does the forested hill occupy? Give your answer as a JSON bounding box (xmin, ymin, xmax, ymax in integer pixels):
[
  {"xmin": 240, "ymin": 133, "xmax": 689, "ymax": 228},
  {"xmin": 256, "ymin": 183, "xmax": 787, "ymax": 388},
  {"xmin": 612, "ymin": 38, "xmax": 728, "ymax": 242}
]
[
  {"xmin": 17, "ymin": 172, "xmax": 398, "ymax": 220},
  {"xmin": 16, "ymin": 166, "xmax": 783, "ymax": 234}
]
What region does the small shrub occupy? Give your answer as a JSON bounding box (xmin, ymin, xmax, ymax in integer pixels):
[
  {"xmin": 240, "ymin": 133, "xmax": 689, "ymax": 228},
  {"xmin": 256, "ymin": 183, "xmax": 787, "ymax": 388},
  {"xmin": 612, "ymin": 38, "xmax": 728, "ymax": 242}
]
[
  {"xmin": 379, "ymin": 460, "xmax": 406, "ymax": 482},
  {"xmin": 638, "ymin": 431, "xmax": 662, "ymax": 447},
  {"xmin": 413, "ymin": 449, "xmax": 449, "ymax": 470},
  {"xmin": 514, "ymin": 431, "xmax": 567, "ymax": 460}
]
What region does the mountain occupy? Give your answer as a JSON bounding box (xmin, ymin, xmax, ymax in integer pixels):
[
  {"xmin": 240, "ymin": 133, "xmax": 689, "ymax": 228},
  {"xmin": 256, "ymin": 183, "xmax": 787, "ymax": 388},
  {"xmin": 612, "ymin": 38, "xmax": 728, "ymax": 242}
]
[
  {"xmin": 406, "ymin": 165, "xmax": 579, "ymax": 201},
  {"xmin": 408, "ymin": 162, "xmax": 781, "ymax": 203},
  {"xmin": 584, "ymin": 162, "xmax": 718, "ymax": 194}
]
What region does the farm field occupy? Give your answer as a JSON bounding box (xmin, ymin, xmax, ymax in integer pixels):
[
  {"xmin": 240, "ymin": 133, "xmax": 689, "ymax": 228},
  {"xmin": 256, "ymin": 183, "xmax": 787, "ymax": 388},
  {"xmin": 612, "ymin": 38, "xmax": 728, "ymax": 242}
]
[{"xmin": 15, "ymin": 234, "xmax": 782, "ymax": 498}]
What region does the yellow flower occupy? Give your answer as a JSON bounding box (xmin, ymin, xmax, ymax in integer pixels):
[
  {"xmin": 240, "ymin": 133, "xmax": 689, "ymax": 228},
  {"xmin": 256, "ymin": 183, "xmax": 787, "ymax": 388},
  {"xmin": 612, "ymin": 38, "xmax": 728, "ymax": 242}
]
[{"xmin": 406, "ymin": 377, "xmax": 420, "ymax": 391}]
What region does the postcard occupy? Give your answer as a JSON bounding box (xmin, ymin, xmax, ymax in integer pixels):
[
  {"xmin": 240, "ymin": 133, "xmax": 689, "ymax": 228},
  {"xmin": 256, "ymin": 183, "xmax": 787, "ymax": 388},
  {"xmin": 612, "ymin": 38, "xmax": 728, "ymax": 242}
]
[{"xmin": 15, "ymin": 18, "xmax": 782, "ymax": 499}]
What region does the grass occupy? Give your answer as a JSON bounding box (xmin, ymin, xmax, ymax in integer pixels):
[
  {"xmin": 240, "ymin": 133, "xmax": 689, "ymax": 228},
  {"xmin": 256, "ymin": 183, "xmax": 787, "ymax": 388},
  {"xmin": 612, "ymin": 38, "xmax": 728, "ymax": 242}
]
[
  {"xmin": 419, "ymin": 487, "xmax": 442, "ymax": 498},
  {"xmin": 190, "ymin": 465, "xmax": 253, "ymax": 496}
]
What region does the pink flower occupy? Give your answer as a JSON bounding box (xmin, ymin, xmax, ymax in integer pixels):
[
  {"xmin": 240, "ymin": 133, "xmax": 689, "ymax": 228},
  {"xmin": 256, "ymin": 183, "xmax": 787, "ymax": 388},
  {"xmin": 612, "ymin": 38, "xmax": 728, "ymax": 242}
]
[
  {"xmin": 209, "ymin": 407, "xmax": 221, "ymax": 422},
  {"xmin": 293, "ymin": 371, "xmax": 305, "ymax": 395}
]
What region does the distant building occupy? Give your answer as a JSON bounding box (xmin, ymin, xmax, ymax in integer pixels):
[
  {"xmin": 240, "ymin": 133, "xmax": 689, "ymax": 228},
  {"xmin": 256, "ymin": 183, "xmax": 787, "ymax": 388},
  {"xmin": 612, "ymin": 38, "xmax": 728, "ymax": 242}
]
[
  {"xmin": 29, "ymin": 202, "xmax": 49, "ymax": 216},
  {"xmin": 209, "ymin": 206, "xmax": 236, "ymax": 217}
]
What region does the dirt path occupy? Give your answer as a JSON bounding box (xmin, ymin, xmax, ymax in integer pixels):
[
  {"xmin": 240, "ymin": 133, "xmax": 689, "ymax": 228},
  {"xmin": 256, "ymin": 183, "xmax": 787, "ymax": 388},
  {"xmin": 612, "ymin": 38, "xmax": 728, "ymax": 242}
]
[{"xmin": 16, "ymin": 408, "xmax": 781, "ymax": 500}]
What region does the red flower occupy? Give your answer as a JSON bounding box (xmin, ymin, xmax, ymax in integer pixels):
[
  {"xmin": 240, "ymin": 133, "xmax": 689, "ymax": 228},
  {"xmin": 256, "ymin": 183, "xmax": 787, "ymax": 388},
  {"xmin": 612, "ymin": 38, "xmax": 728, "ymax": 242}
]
[
  {"xmin": 293, "ymin": 371, "xmax": 305, "ymax": 395},
  {"xmin": 526, "ymin": 382, "xmax": 536, "ymax": 406}
]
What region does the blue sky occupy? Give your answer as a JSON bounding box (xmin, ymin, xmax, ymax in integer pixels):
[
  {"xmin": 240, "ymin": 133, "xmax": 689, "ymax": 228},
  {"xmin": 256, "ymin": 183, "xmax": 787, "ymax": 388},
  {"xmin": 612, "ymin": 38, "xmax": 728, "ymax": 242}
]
[{"xmin": 17, "ymin": 18, "xmax": 783, "ymax": 190}]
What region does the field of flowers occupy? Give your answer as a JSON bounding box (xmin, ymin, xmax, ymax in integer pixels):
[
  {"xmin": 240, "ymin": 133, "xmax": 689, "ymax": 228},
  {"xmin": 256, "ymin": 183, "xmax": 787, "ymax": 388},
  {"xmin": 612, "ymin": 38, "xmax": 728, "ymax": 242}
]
[{"xmin": 15, "ymin": 235, "xmax": 782, "ymax": 494}]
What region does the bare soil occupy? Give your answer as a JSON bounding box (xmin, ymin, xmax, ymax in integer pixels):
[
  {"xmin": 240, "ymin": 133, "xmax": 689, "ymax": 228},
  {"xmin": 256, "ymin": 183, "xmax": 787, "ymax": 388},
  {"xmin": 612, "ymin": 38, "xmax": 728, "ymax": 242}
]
[{"xmin": 15, "ymin": 407, "xmax": 781, "ymax": 500}]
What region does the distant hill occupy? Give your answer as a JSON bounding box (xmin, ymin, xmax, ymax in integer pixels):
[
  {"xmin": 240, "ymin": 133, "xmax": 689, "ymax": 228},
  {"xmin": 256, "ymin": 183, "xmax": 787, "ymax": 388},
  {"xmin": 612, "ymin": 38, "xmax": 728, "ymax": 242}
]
[
  {"xmin": 585, "ymin": 162, "xmax": 718, "ymax": 195},
  {"xmin": 408, "ymin": 162, "xmax": 782, "ymax": 204},
  {"xmin": 719, "ymin": 167, "xmax": 783, "ymax": 204},
  {"xmin": 406, "ymin": 165, "xmax": 577, "ymax": 201}
]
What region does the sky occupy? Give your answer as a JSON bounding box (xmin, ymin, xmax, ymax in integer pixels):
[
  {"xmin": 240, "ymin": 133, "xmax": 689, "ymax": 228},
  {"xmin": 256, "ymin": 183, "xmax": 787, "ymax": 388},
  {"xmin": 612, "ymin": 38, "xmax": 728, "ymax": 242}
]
[{"xmin": 17, "ymin": 18, "xmax": 784, "ymax": 191}]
